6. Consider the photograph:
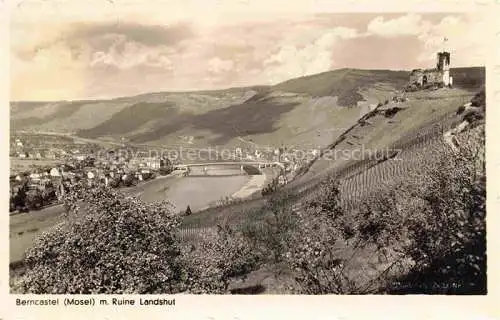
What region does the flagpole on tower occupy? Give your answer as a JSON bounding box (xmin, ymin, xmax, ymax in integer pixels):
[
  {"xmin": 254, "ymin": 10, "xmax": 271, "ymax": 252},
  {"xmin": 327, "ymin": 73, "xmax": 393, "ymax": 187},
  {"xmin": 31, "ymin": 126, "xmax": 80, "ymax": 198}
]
[{"xmin": 443, "ymin": 37, "xmax": 448, "ymax": 52}]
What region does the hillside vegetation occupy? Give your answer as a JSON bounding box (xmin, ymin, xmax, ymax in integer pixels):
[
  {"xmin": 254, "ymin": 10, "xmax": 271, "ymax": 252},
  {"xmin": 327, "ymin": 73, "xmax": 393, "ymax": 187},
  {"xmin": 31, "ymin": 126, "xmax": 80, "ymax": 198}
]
[
  {"xmin": 10, "ymin": 66, "xmax": 486, "ymax": 294},
  {"xmin": 10, "ymin": 68, "xmax": 425, "ymax": 147},
  {"xmin": 12, "ymin": 122, "xmax": 486, "ymax": 294}
]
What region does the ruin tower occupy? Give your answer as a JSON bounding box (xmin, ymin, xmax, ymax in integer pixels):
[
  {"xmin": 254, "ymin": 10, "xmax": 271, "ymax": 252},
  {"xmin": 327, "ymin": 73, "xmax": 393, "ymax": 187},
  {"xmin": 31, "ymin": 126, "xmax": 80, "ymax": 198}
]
[{"xmin": 437, "ymin": 51, "xmax": 451, "ymax": 86}]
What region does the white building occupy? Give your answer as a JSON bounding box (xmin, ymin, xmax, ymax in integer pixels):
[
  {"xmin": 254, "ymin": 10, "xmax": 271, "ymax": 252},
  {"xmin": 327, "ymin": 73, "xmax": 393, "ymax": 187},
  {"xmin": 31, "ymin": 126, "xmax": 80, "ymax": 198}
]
[
  {"xmin": 50, "ymin": 167, "xmax": 61, "ymax": 177},
  {"xmin": 29, "ymin": 173, "xmax": 42, "ymax": 181}
]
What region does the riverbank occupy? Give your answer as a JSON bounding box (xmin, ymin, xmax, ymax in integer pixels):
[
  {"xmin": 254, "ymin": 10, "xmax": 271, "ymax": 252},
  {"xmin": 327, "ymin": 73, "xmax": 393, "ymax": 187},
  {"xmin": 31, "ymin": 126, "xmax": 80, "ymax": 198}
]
[
  {"xmin": 231, "ymin": 173, "xmax": 267, "ymax": 199},
  {"xmin": 9, "ymin": 167, "xmax": 272, "ymax": 265}
]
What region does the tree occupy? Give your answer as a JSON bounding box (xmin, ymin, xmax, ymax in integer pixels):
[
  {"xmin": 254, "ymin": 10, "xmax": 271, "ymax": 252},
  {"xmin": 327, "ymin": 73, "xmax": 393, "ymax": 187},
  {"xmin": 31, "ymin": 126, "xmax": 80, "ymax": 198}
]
[
  {"xmin": 355, "ymin": 127, "xmax": 486, "ymax": 293},
  {"xmin": 108, "ymin": 177, "xmax": 121, "ymax": 188},
  {"xmin": 261, "ymin": 176, "xmax": 280, "ymax": 196},
  {"xmin": 13, "ymin": 182, "xmax": 254, "ymax": 294},
  {"xmin": 41, "ymin": 186, "xmax": 57, "ymax": 205},
  {"xmin": 122, "ymin": 174, "xmax": 137, "ymax": 187},
  {"xmin": 394, "ymin": 128, "xmax": 486, "ymax": 293},
  {"xmin": 159, "ymin": 166, "xmax": 173, "ymax": 176},
  {"xmin": 241, "ymin": 191, "xmax": 298, "ymax": 264},
  {"xmin": 283, "ymin": 177, "xmax": 362, "ymax": 294},
  {"xmin": 185, "ymin": 205, "xmax": 192, "ymax": 216},
  {"xmin": 11, "ymin": 182, "xmax": 28, "ymax": 211},
  {"xmin": 25, "ymin": 189, "xmax": 43, "ymax": 210},
  {"xmin": 183, "ymin": 224, "xmax": 261, "ymax": 293},
  {"xmin": 14, "ymin": 183, "xmax": 189, "ymax": 294}
]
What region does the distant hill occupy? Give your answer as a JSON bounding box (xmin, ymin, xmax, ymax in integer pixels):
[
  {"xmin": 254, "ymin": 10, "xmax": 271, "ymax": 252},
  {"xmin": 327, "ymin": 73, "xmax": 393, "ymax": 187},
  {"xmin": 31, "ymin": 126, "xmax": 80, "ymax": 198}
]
[
  {"xmin": 273, "ymin": 68, "xmax": 410, "ymax": 106},
  {"xmin": 449, "ymin": 67, "xmax": 485, "ymax": 91},
  {"xmin": 10, "ymin": 67, "xmax": 484, "ymax": 149}
]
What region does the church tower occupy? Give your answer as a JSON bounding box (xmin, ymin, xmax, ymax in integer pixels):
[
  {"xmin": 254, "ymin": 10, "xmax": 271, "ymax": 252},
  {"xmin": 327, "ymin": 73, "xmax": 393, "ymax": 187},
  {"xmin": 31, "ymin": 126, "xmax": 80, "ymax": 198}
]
[{"xmin": 437, "ymin": 51, "xmax": 451, "ymax": 86}]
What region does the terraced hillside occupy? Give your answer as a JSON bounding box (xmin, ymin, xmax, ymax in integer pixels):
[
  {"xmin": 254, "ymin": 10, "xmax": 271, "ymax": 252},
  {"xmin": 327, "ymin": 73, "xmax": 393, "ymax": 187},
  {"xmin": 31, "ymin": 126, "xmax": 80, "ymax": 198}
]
[
  {"xmin": 294, "ymin": 87, "xmax": 474, "ymax": 183},
  {"xmin": 178, "ymin": 83, "xmax": 484, "ymax": 236},
  {"xmin": 10, "ymin": 67, "xmax": 484, "ymax": 235}
]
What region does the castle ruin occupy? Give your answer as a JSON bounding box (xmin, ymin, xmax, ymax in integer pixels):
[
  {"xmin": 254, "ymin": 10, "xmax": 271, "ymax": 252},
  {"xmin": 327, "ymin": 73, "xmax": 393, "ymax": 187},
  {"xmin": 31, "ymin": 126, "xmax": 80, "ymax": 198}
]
[{"xmin": 408, "ymin": 51, "xmax": 453, "ymax": 90}]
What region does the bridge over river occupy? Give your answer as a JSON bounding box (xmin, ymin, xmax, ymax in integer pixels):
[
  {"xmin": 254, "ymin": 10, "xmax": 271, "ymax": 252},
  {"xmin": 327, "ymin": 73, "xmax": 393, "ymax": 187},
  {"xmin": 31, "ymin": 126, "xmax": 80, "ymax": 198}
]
[{"xmin": 173, "ymin": 161, "xmax": 283, "ymax": 176}]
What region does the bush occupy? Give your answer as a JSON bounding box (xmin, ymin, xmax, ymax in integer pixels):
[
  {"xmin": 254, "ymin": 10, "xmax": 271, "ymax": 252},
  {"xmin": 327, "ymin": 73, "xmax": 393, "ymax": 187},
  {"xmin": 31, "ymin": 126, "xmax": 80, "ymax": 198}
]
[
  {"xmin": 13, "ymin": 182, "xmax": 256, "ymax": 294},
  {"xmin": 10, "ymin": 183, "xmax": 27, "ymax": 211},
  {"xmin": 281, "ymin": 127, "xmax": 485, "ymax": 294},
  {"xmin": 471, "ymin": 89, "xmax": 485, "ymax": 108},
  {"xmin": 108, "ymin": 177, "xmax": 121, "ymax": 188},
  {"xmin": 15, "ymin": 183, "xmax": 189, "ymax": 294},
  {"xmin": 384, "ymin": 107, "xmax": 401, "ymax": 118},
  {"xmin": 41, "ymin": 184, "xmax": 57, "ymax": 205},
  {"xmin": 358, "ymin": 127, "xmax": 486, "ymax": 293},
  {"xmin": 242, "ymin": 165, "xmax": 261, "ymax": 175},
  {"xmin": 122, "ymin": 174, "xmax": 137, "ymax": 187},
  {"xmin": 159, "ymin": 166, "xmax": 173, "ymax": 176},
  {"xmin": 456, "ymin": 105, "xmax": 466, "ymax": 115},
  {"xmin": 463, "ymin": 109, "xmax": 484, "ymax": 124},
  {"xmin": 261, "ymin": 176, "xmax": 281, "ymax": 196},
  {"xmin": 283, "ymin": 177, "xmax": 362, "ymax": 294},
  {"xmin": 25, "ymin": 189, "xmax": 43, "ymax": 210},
  {"xmin": 183, "ymin": 224, "xmax": 261, "ymax": 293},
  {"xmin": 241, "ymin": 191, "xmax": 299, "ymax": 264}
]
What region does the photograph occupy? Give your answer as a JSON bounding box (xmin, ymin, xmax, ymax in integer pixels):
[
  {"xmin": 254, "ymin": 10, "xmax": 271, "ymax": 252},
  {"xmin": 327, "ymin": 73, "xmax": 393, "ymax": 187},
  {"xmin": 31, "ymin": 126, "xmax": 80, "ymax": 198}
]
[{"xmin": 8, "ymin": 6, "xmax": 487, "ymax": 296}]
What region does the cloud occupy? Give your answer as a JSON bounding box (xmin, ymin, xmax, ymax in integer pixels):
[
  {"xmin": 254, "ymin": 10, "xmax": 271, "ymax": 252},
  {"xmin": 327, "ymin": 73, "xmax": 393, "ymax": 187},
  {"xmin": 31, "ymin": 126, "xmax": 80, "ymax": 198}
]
[
  {"xmin": 12, "ymin": 22, "xmax": 194, "ymax": 64},
  {"xmin": 262, "ymin": 27, "xmax": 359, "ymax": 83},
  {"xmin": 9, "ymin": 11, "xmax": 488, "ymax": 101},
  {"xmin": 90, "ymin": 39, "xmax": 174, "ymax": 70},
  {"xmin": 365, "ymin": 13, "xmax": 487, "ymax": 67},
  {"xmin": 207, "ymin": 57, "xmax": 235, "ymax": 74},
  {"xmin": 70, "ymin": 22, "xmax": 194, "ymax": 48},
  {"xmin": 10, "ymin": 21, "xmax": 190, "ymax": 99},
  {"xmin": 417, "ymin": 15, "xmax": 488, "ymax": 67},
  {"xmin": 367, "ymin": 14, "xmax": 428, "ymax": 38}
]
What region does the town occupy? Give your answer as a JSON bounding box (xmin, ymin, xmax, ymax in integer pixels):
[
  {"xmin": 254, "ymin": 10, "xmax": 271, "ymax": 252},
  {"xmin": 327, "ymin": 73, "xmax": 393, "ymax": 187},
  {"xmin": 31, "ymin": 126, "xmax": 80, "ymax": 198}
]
[{"xmin": 9, "ymin": 132, "xmax": 315, "ymax": 214}]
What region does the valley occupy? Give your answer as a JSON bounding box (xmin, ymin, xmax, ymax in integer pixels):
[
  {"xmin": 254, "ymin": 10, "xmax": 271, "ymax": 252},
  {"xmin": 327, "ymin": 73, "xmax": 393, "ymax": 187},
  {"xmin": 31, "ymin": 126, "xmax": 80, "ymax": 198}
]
[{"xmin": 9, "ymin": 65, "xmax": 486, "ymax": 294}]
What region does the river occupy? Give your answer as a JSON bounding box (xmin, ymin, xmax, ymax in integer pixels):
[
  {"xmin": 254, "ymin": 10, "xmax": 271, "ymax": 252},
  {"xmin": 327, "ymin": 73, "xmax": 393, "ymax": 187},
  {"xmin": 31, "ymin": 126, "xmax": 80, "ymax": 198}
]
[
  {"xmin": 10, "ymin": 166, "xmax": 263, "ymax": 263},
  {"xmin": 136, "ymin": 173, "xmax": 250, "ymax": 212}
]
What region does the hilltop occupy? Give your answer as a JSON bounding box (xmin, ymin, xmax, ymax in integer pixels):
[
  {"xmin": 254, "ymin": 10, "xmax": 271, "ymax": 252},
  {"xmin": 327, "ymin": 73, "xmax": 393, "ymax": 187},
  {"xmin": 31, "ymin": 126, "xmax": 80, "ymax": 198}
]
[
  {"xmin": 178, "ymin": 68, "xmax": 485, "ymax": 228},
  {"xmin": 10, "ymin": 67, "xmax": 483, "ymax": 155},
  {"xmin": 7, "ymin": 68, "xmax": 415, "ymax": 148}
]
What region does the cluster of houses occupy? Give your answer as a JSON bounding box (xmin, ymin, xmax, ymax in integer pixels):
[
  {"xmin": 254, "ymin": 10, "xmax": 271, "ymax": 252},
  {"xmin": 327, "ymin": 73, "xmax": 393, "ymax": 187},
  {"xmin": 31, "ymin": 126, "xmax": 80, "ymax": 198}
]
[
  {"xmin": 10, "ymin": 149, "xmax": 173, "ymax": 212},
  {"xmin": 10, "ymin": 137, "xmax": 102, "ymax": 161}
]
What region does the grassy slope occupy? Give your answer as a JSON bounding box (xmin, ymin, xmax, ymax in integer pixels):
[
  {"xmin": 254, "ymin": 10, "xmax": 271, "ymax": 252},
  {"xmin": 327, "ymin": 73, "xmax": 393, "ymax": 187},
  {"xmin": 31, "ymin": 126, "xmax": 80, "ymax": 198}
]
[
  {"xmin": 9, "ymin": 205, "xmax": 66, "ymax": 263},
  {"xmin": 273, "ymin": 68, "xmax": 409, "ymax": 105},
  {"xmin": 296, "ymin": 88, "xmax": 474, "ymax": 183},
  {"xmin": 180, "ymin": 67, "xmax": 484, "ymax": 230},
  {"xmin": 75, "ymin": 69, "xmax": 408, "ymax": 146},
  {"xmin": 10, "ymin": 68, "xmax": 412, "ymax": 147}
]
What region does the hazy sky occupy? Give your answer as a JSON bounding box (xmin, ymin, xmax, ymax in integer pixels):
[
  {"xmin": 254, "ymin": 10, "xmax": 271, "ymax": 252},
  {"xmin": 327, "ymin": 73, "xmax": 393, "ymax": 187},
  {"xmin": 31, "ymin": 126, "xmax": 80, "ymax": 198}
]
[{"xmin": 9, "ymin": 2, "xmax": 489, "ymax": 101}]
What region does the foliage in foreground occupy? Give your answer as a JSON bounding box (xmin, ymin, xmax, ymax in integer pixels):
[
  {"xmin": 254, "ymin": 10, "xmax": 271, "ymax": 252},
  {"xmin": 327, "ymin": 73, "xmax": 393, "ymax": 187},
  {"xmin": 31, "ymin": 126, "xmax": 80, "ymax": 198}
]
[
  {"xmin": 383, "ymin": 127, "xmax": 486, "ymax": 293},
  {"xmin": 282, "ymin": 126, "xmax": 486, "ymax": 294},
  {"xmin": 241, "ymin": 191, "xmax": 299, "ymax": 264},
  {"xmin": 283, "ymin": 177, "xmax": 372, "ymax": 294},
  {"xmin": 12, "ymin": 126, "xmax": 486, "ymax": 294},
  {"xmin": 13, "ymin": 184, "xmax": 185, "ymax": 294},
  {"xmin": 12, "ymin": 182, "xmax": 257, "ymax": 294},
  {"xmin": 183, "ymin": 224, "xmax": 261, "ymax": 294}
]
